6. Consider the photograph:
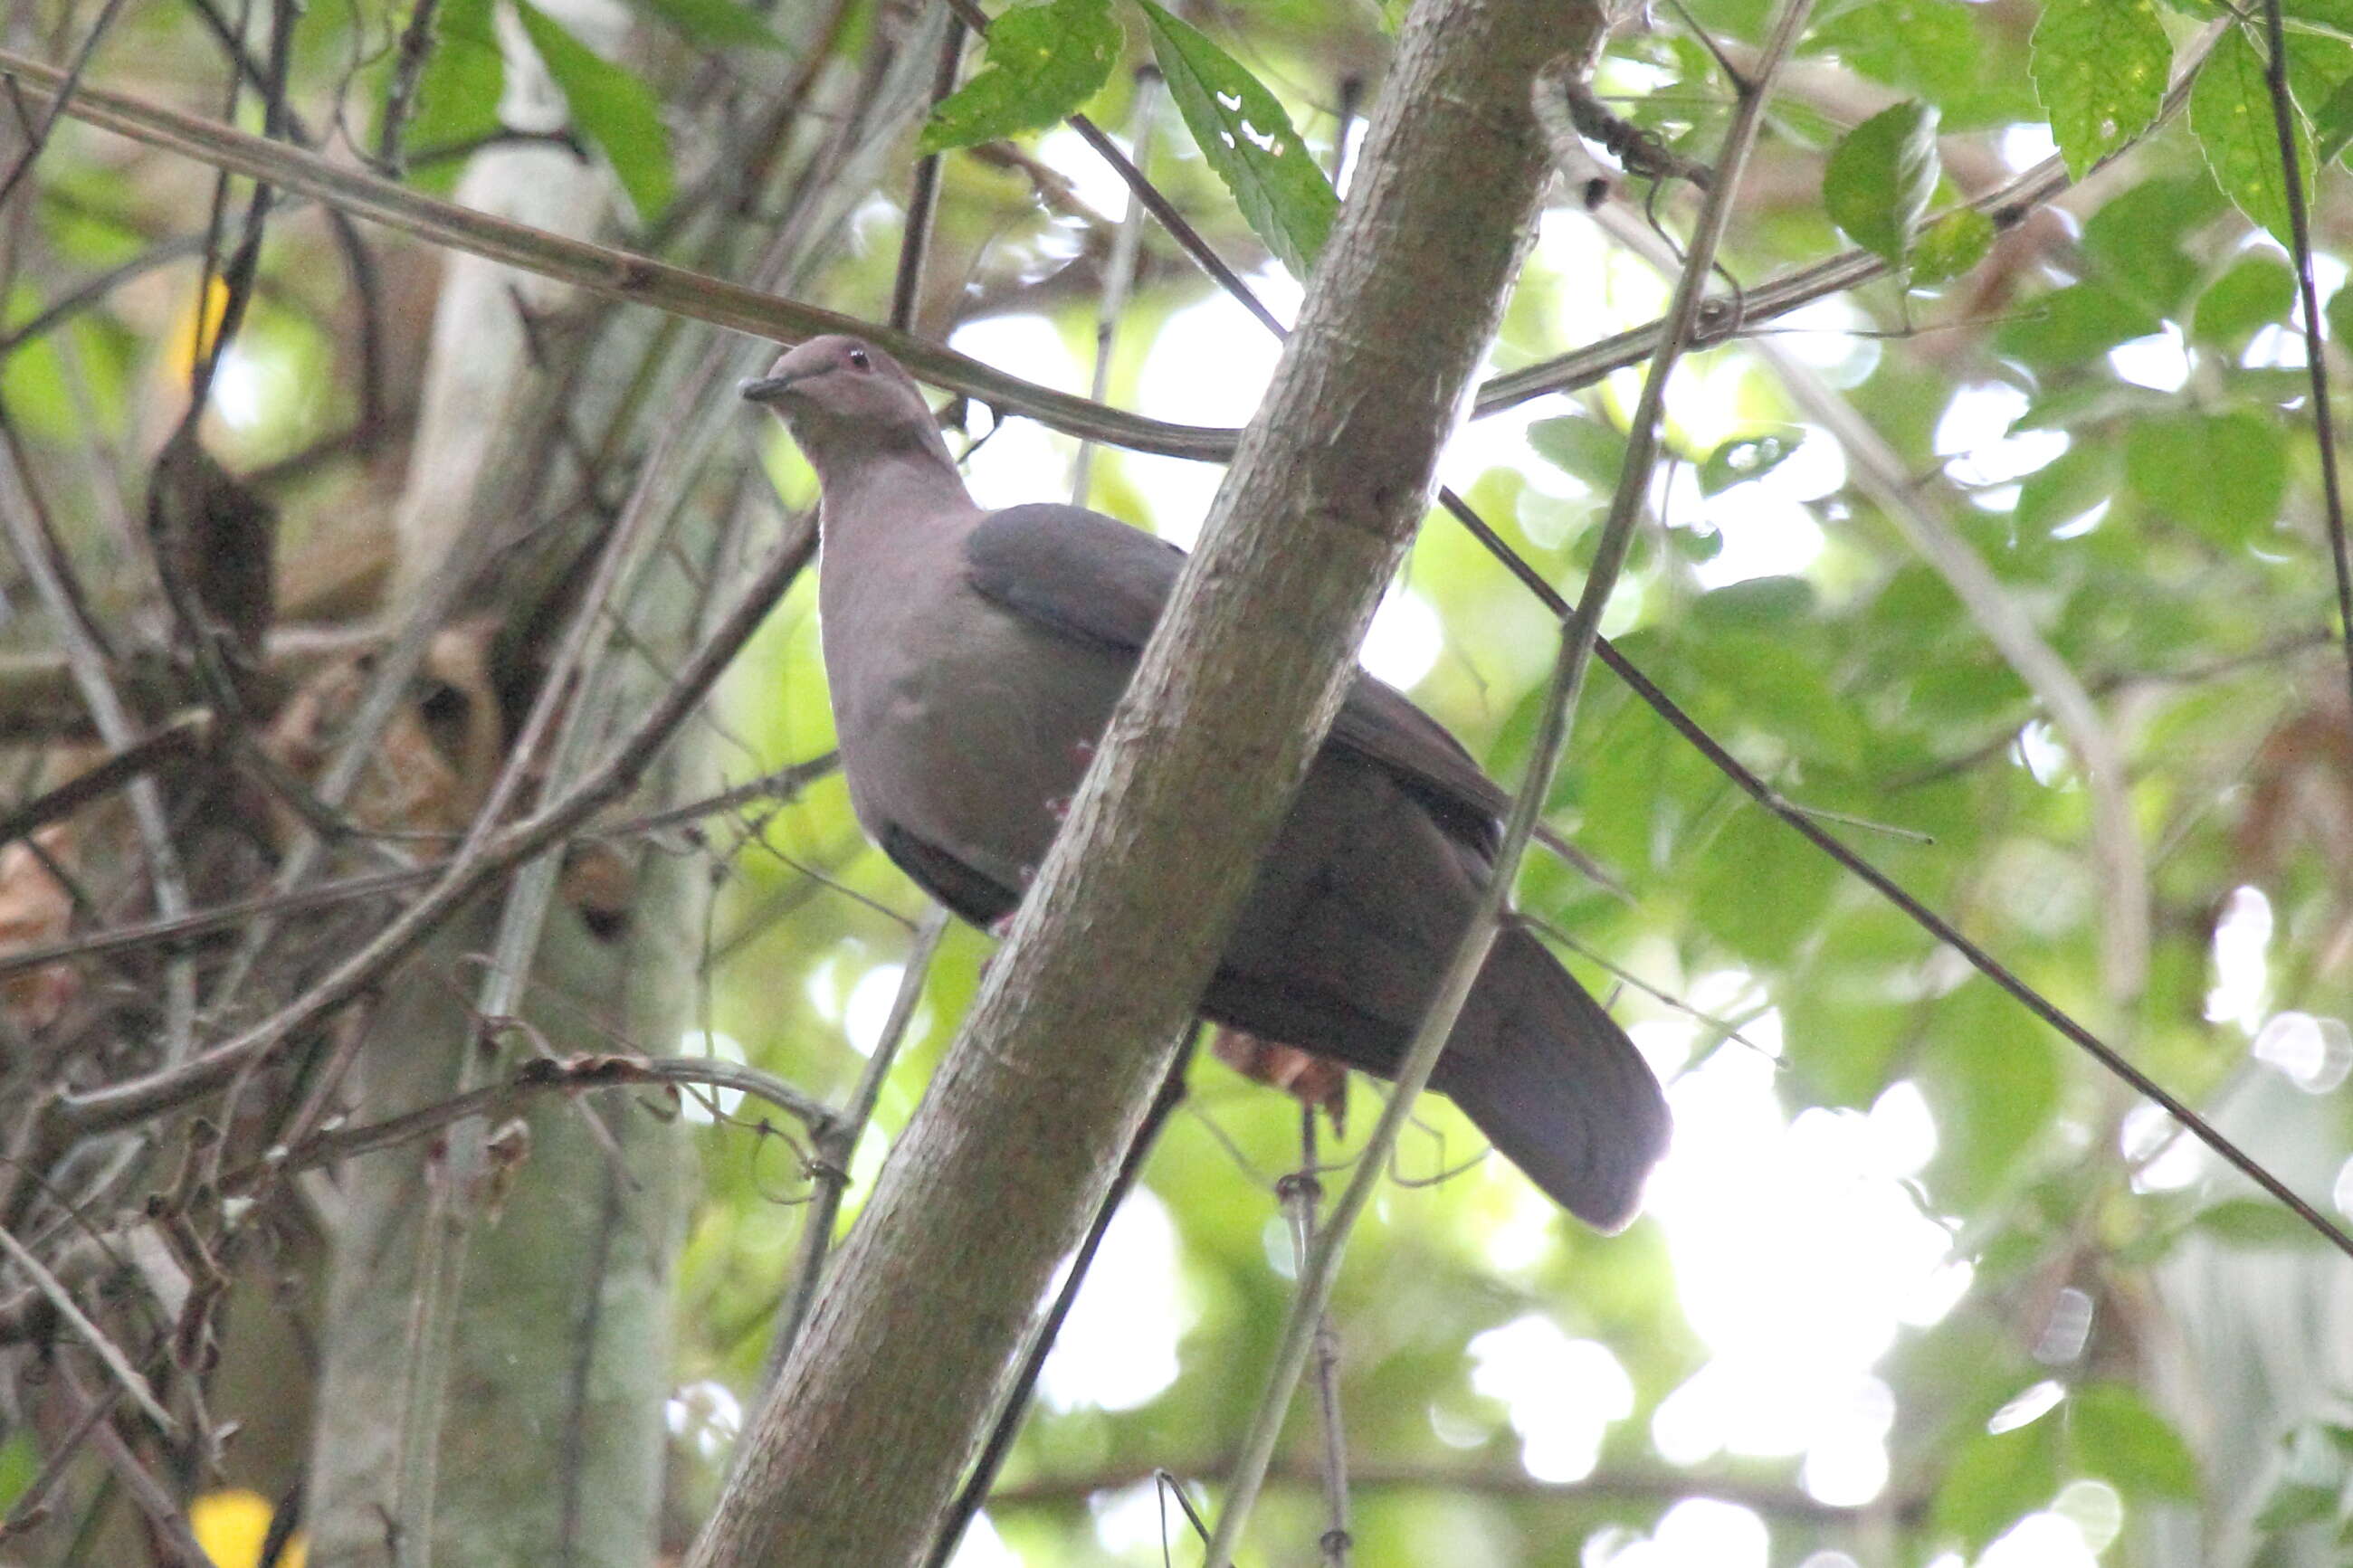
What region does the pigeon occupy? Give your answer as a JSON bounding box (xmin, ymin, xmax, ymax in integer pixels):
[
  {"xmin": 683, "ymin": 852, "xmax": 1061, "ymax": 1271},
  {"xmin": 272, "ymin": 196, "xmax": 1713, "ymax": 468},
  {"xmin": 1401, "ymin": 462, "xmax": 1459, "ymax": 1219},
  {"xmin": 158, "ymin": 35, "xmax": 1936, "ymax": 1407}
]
[{"xmin": 743, "ymin": 335, "xmax": 1668, "ymax": 1228}]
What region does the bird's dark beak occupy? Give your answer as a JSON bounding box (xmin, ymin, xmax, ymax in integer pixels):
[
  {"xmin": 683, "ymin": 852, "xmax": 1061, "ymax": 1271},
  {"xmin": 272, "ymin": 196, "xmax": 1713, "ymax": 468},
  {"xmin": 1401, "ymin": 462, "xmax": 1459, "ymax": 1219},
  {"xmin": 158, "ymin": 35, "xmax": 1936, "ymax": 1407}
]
[{"xmin": 739, "ymin": 372, "xmax": 804, "ymax": 405}]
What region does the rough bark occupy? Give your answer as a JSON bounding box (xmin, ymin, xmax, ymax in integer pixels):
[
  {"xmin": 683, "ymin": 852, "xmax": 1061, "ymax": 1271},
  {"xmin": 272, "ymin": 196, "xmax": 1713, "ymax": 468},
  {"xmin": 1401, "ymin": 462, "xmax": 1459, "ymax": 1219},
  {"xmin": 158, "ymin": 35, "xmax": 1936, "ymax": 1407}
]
[
  {"xmin": 302, "ymin": 4, "xmax": 686, "ymax": 1561},
  {"xmin": 689, "ymin": 0, "xmax": 1586, "ymax": 1562}
]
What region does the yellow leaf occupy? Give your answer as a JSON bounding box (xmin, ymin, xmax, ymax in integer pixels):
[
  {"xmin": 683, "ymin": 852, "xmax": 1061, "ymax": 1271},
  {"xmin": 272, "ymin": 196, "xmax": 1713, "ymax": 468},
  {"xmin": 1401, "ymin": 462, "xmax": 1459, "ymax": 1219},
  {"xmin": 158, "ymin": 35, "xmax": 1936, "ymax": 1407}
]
[{"xmin": 190, "ymin": 1487, "xmax": 306, "ymax": 1568}]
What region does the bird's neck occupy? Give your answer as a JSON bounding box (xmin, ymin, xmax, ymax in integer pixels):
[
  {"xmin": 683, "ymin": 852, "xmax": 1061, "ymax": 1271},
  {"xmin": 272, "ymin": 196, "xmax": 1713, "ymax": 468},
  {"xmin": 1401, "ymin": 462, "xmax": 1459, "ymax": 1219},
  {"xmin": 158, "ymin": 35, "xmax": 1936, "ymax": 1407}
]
[{"xmin": 817, "ymin": 442, "xmax": 977, "ymax": 527}]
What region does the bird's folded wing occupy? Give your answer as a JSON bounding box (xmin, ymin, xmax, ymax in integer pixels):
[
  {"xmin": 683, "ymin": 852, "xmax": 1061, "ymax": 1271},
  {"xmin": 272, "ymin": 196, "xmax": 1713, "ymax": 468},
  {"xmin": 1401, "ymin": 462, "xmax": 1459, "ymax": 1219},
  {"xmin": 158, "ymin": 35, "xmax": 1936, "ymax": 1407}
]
[{"xmin": 963, "ymin": 503, "xmax": 1507, "ymax": 856}]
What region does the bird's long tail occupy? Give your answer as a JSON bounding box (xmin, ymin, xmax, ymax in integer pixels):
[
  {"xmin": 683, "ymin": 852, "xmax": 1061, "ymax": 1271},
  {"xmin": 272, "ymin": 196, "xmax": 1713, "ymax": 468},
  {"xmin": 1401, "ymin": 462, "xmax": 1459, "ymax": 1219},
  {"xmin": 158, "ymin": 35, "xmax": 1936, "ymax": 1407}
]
[{"xmin": 1433, "ymin": 924, "xmax": 1671, "ymax": 1231}]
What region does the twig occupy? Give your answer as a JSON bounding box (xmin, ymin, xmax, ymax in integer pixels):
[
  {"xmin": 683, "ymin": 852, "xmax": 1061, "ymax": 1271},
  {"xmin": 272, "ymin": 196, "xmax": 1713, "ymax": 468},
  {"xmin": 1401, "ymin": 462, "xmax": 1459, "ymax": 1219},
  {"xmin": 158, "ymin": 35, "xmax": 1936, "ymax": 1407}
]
[
  {"xmin": 0, "ymin": 755, "xmax": 836, "ymax": 978},
  {"xmin": 889, "ymin": 17, "xmax": 964, "ymax": 335},
  {"xmin": 0, "ymin": 409, "xmax": 200, "ymax": 1061},
  {"xmin": 760, "ymin": 906, "xmax": 951, "ymax": 1386},
  {"xmin": 53, "ymin": 1362, "xmax": 210, "ymax": 1565},
  {"xmin": 2254, "ymin": 0, "xmax": 2353, "ymax": 743},
  {"xmin": 221, "ymin": 1053, "xmax": 839, "ymax": 1186},
  {"xmin": 0, "ymin": 0, "xmax": 132, "ymax": 211},
  {"xmin": 0, "ymin": 45, "xmax": 1239, "ymax": 462},
  {"xmin": 0, "ymin": 1222, "xmax": 175, "ymax": 1434},
  {"xmin": 0, "ymin": 714, "xmax": 211, "ymax": 851},
  {"xmin": 376, "ymin": 0, "xmax": 443, "ymax": 170},
  {"xmin": 1071, "ymin": 71, "xmax": 1162, "ymax": 508},
  {"xmin": 1473, "ymin": 52, "xmax": 2205, "ymax": 418},
  {"xmin": 1200, "ymin": 0, "xmax": 1810, "ymax": 1554},
  {"xmin": 1284, "ymin": 1112, "xmax": 1350, "ymax": 1568},
  {"xmin": 46, "ymin": 512, "xmax": 818, "ymax": 1142},
  {"xmin": 1599, "ymin": 199, "xmax": 2153, "ymax": 1010}
]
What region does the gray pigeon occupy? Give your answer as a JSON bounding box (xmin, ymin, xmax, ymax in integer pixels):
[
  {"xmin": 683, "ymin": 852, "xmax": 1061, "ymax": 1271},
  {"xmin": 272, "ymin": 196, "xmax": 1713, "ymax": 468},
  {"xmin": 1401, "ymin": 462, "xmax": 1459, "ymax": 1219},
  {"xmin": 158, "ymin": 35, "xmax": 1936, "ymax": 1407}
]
[{"xmin": 743, "ymin": 335, "xmax": 1670, "ymax": 1230}]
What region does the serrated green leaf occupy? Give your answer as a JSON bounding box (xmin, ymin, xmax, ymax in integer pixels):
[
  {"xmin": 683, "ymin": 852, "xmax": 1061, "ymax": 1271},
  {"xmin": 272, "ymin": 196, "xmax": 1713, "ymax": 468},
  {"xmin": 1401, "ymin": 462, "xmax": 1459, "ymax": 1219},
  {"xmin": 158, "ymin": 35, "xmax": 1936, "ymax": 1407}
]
[
  {"xmin": 1528, "ymin": 415, "xmax": 1630, "ymax": 489},
  {"xmin": 918, "ymin": 0, "xmax": 1120, "ymax": 155},
  {"xmin": 2068, "ymin": 1383, "xmax": 2202, "ymax": 1501},
  {"xmin": 400, "ymin": 0, "xmax": 503, "ymax": 166},
  {"xmin": 1824, "ymin": 100, "xmax": 1941, "ymax": 270},
  {"xmin": 2193, "ymin": 24, "xmax": 2314, "ymax": 245},
  {"xmin": 2031, "ymin": 0, "xmax": 2171, "ymax": 178},
  {"xmin": 2193, "ymin": 253, "xmax": 2298, "ymax": 346},
  {"xmin": 625, "ymin": 0, "xmax": 783, "ymax": 49},
  {"xmin": 1137, "ymin": 0, "xmax": 1337, "ymax": 277},
  {"xmin": 513, "ymin": 1, "xmax": 674, "ymax": 223},
  {"xmin": 1700, "ymin": 432, "xmax": 1797, "ymax": 494},
  {"xmin": 1911, "ymin": 206, "xmax": 1994, "ymax": 285}
]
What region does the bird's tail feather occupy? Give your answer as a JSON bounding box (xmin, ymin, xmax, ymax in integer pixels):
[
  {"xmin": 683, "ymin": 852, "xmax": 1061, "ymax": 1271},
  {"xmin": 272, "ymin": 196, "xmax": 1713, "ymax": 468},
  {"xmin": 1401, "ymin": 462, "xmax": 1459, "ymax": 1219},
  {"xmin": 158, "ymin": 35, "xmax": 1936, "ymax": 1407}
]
[{"xmin": 1434, "ymin": 925, "xmax": 1671, "ymax": 1231}]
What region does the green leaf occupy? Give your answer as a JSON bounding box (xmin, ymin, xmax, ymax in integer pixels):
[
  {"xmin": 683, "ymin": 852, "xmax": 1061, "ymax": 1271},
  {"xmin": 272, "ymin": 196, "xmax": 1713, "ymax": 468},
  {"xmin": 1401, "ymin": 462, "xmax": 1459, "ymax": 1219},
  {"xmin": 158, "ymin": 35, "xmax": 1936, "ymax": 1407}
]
[
  {"xmin": 1690, "ymin": 799, "xmax": 1843, "ymax": 963},
  {"xmin": 1699, "ymin": 432, "xmax": 1797, "ymax": 495},
  {"xmin": 625, "ymin": 0, "xmax": 784, "ymax": 49},
  {"xmin": 513, "ymin": 1, "xmax": 675, "ymax": 223},
  {"xmin": 1911, "ymin": 206, "xmax": 1994, "ymax": 285},
  {"xmin": 1528, "ymin": 415, "xmax": 1630, "ymax": 490},
  {"xmin": 2191, "ymin": 1196, "xmax": 2325, "ymax": 1248},
  {"xmin": 2282, "ymin": 0, "xmax": 2353, "ymax": 43},
  {"xmin": 1918, "ymin": 982, "xmax": 2062, "ymax": 1207},
  {"xmin": 2031, "ymin": 0, "xmax": 2171, "ymax": 178},
  {"xmin": 2314, "ymin": 70, "xmax": 2353, "ymax": 163},
  {"xmin": 2067, "ymin": 1383, "xmax": 2202, "ymax": 1501},
  {"xmin": 918, "ymin": 0, "xmax": 1120, "ymax": 155},
  {"xmin": 1934, "ymin": 1417, "xmax": 2062, "ymax": 1554},
  {"xmin": 2193, "ymin": 253, "xmax": 2297, "ymax": 347},
  {"xmin": 400, "ymin": 0, "xmax": 504, "ymax": 163},
  {"xmin": 2124, "ymin": 409, "xmax": 2289, "ymax": 545},
  {"xmin": 1824, "ymin": 100, "xmax": 1941, "ymax": 271},
  {"xmin": 2014, "ymin": 438, "xmax": 2118, "ymax": 537},
  {"xmin": 2255, "ymin": 1479, "xmax": 2341, "ymax": 1531},
  {"xmin": 1994, "ymin": 281, "xmax": 2161, "ymax": 368},
  {"xmin": 2192, "ymin": 24, "xmax": 2314, "ymax": 245},
  {"xmin": 1137, "ymin": 0, "xmax": 1338, "ymax": 277},
  {"xmin": 1815, "ymin": 0, "xmax": 1982, "ymax": 102}
]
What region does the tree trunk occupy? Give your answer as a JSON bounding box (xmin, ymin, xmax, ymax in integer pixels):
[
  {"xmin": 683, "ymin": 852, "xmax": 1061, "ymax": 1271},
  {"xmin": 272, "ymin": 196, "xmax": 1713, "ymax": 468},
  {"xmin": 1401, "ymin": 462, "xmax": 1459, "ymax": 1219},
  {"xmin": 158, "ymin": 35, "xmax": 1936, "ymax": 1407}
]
[{"xmin": 691, "ymin": 0, "xmax": 1603, "ymax": 1563}]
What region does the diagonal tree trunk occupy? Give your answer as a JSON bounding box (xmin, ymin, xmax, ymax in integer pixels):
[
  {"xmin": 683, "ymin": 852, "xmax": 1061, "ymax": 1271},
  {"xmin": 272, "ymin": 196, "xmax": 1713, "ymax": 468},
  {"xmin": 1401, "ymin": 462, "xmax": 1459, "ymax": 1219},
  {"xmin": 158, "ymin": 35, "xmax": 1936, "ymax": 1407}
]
[{"xmin": 691, "ymin": 0, "xmax": 1616, "ymax": 1563}]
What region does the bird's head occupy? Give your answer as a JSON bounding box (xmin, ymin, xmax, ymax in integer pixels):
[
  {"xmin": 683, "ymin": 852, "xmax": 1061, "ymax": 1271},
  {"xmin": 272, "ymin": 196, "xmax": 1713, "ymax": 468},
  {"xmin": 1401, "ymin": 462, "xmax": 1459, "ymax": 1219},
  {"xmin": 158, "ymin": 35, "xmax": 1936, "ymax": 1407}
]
[{"xmin": 740, "ymin": 335, "xmax": 949, "ymax": 468}]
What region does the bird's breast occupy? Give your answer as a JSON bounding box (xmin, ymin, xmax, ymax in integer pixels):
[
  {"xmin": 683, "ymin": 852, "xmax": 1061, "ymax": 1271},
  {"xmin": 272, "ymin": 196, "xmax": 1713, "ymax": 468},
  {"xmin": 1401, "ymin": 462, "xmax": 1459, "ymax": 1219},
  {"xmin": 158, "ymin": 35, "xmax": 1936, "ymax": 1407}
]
[{"xmin": 820, "ymin": 571, "xmax": 1131, "ymax": 879}]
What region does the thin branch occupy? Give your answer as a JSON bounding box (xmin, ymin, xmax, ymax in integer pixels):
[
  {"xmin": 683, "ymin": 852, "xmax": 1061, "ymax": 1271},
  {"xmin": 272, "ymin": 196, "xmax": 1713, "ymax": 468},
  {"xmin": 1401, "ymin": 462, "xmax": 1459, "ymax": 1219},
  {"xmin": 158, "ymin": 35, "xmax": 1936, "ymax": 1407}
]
[
  {"xmin": 889, "ymin": 17, "xmax": 964, "ymax": 335},
  {"xmin": 0, "ymin": 410, "xmax": 200, "ymax": 1061},
  {"xmin": 221, "ymin": 1053, "xmax": 841, "ymax": 1187},
  {"xmin": 1473, "ymin": 49, "xmax": 2206, "ymax": 418},
  {"xmin": 760, "ymin": 907, "xmax": 951, "ymax": 1385},
  {"xmin": 2254, "ymin": 0, "xmax": 2353, "ymax": 740},
  {"xmin": 43, "ymin": 512, "xmax": 818, "ymax": 1143},
  {"xmin": 0, "ymin": 46, "xmax": 1239, "ymax": 461},
  {"xmin": 0, "ymin": 1223, "xmax": 175, "ymax": 1434},
  {"xmin": 1285, "ymin": 1112, "xmax": 1350, "ymax": 1568},
  {"xmin": 0, "ymin": 0, "xmax": 133, "ymax": 211},
  {"xmin": 1070, "ymin": 71, "xmax": 1162, "ymax": 508},
  {"xmin": 0, "ymin": 714, "xmax": 210, "ymax": 851}
]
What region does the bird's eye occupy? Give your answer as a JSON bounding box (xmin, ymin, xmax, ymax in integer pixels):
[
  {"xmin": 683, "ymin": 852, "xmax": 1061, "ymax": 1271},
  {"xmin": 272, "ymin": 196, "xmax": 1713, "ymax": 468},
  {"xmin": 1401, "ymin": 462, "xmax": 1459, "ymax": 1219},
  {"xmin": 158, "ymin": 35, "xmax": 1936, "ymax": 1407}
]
[{"xmin": 847, "ymin": 347, "xmax": 871, "ymax": 369}]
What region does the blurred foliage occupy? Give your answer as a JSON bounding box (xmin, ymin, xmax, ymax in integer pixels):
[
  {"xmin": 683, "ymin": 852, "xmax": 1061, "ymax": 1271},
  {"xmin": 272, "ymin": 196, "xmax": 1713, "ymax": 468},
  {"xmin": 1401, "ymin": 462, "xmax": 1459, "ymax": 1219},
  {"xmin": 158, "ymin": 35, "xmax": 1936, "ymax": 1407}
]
[{"xmin": 4, "ymin": 0, "xmax": 2353, "ymax": 1563}]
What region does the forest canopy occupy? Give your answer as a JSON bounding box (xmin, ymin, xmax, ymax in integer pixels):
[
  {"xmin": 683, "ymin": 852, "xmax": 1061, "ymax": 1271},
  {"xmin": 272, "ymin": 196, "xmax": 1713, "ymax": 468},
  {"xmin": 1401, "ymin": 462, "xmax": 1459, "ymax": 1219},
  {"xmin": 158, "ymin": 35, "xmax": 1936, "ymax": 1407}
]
[{"xmin": 0, "ymin": 0, "xmax": 2350, "ymax": 1564}]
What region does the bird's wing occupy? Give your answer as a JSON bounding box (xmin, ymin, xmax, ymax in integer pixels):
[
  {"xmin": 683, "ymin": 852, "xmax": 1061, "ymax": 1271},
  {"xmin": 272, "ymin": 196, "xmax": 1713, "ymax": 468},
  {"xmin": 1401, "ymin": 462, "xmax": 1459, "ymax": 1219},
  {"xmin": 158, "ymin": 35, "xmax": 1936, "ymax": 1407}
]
[{"xmin": 963, "ymin": 504, "xmax": 1505, "ymax": 855}]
